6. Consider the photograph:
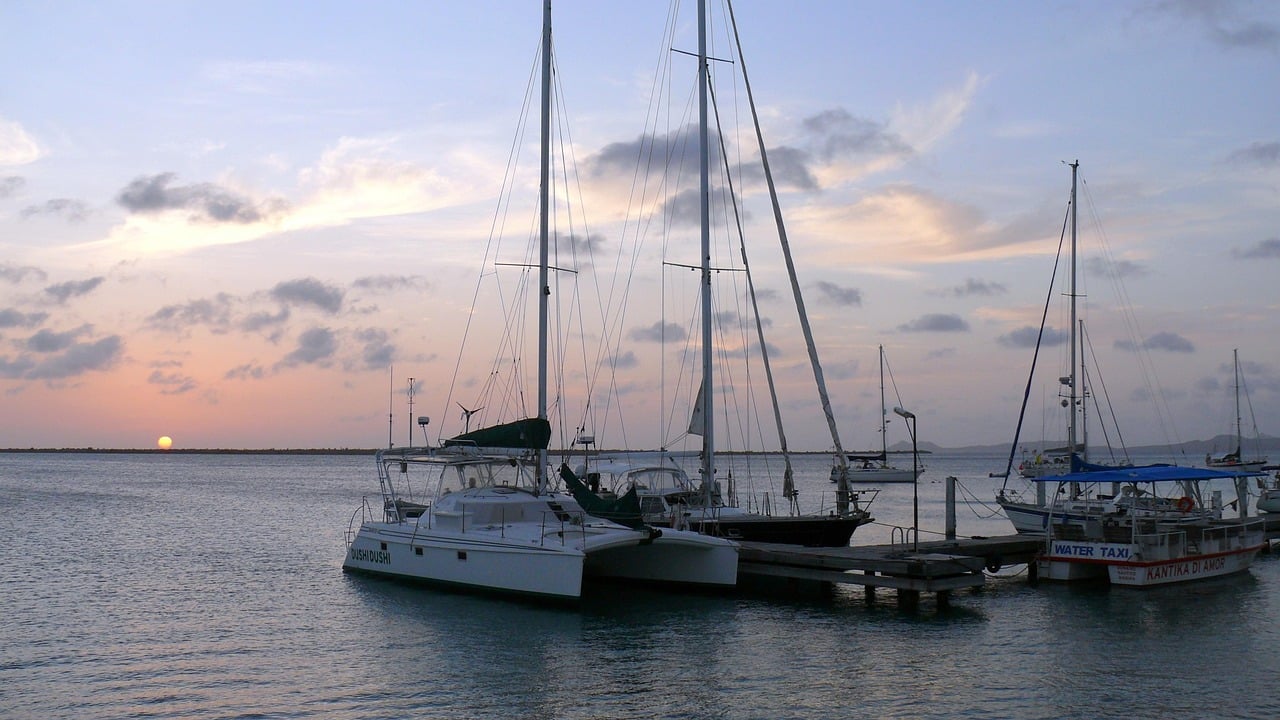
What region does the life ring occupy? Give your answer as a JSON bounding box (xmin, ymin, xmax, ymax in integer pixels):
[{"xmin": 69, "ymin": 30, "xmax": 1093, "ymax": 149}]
[{"xmin": 1176, "ymin": 496, "xmax": 1194, "ymax": 513}]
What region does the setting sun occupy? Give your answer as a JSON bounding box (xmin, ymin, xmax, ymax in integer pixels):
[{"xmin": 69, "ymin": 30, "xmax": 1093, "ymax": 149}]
[{"xmin": 157, "ymin": 436, "xmax": 173, "ymax": 450}]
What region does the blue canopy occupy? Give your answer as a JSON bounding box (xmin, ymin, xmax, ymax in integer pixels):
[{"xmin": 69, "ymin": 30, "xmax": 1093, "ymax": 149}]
[{"xmin": 1031, "ymin": 463, "xmax": 1262, "ymax": 484}]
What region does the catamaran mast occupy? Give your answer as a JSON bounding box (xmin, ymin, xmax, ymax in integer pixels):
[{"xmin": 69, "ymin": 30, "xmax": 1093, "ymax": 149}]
[
  {"xmin": 536, "ymin": 0, "xmax": 552, "ymax": 489},
  {"xmin": 725, "ymin": 0, "xmax": 851, "ymax": 513},
  {"xmin": 696, "ymin": 0, "xmax": 716, "ymax": 506}
]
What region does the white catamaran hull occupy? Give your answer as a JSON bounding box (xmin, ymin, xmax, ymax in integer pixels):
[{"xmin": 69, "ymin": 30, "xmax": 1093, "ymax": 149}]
[{"xmin": 344, "ymin": 523, "xmax": 586, "ymax": 599}]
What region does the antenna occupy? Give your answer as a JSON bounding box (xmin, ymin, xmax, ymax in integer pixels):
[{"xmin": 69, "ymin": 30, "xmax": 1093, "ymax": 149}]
[{"xmin": 407, "ymin": 377, "xmax": 415, "ymax": 449}]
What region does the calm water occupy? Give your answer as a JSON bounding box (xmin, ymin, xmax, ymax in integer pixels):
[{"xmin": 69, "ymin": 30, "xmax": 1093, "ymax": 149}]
[{"xmin": 2, "ymin": 451, "xmax": 1277, "ymax": 719}]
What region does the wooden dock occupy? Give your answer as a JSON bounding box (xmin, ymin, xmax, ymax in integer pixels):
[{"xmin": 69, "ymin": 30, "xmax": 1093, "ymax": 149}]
[{"xmin": 735, "ymin": 514, "xmax": 1280, "ymax": 609}]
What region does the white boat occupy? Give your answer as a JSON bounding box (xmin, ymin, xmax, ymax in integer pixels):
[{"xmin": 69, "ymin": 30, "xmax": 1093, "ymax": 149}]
[
  {"xmin": 1035, "ymin": 466, "xmax": 1266, "ymax": 587},
  {"xmin": 343, "ymin": 441, "xmax": 737, "ymax": 599},
  {"xmin": 832, "ymin": 345, "xmax": 924, "ymax": 485},
  {"xmin": 1257, "ymin": 469, "xmax": 1280, "ymax": 514},
  {"xmin": 572, "ymin": 454, "xmax": 874, "ymax": 547},
  {"xmin": 1206, "ymin": 349, "xmax": 1268, "ymax": 472},
  {"xmin": 343, "ymin": 1, "xmax": 737, "ymax": 599}
]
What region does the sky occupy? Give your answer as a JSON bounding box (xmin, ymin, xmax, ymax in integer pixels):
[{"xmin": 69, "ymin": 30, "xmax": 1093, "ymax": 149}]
[{"xmin": 1, "ymin": 0, "xmax": 1278, "ymax": 452}]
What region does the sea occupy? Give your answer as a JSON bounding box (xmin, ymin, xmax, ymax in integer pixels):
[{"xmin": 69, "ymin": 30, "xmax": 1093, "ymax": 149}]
[{"xmin": 2, "ymin": 450, "xmax": 1277, "ymax": 720}]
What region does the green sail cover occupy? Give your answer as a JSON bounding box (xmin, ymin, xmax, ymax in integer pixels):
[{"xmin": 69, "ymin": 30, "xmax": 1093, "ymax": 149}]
[
  {"xmin": 443, "ymin": 417, "xmax": 551, "ymax": 450},
  {"xmin": 558, "ymin": 464, "xmax": 648, "ymax": 530}
]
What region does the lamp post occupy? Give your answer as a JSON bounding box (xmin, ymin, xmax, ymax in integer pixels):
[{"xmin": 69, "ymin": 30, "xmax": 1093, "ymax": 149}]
[{"xmin": 893, "ymin": 406, "xmax": 918, "ymax": 551}]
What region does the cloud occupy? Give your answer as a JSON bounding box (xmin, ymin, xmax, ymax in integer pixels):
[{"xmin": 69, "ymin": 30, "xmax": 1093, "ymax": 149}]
[
  {"xmin": 240, "ymin": 307, "xmax": 291, "ymax": 333},
  {"xmin": 355, "ymin": 328, "xmax": 394, "ymax": 370},
  {"xmin": 270, "ymin": 277, "xmax": 344, "ymax": 314},
  {"xmin": 25, "ymin": 325, "xmax": 91, "ymax": 353},
  {"xmin": 20, "ymin": 198, "xmax": 90, "ymax": 222},
  {"xmin": 0, "ymin": 118, "xmax": 42, "ymax": 165},
  {"xmin": 1115, "ymin": 331, "xmax": 1195, "ymax": 353},
  {"xmin": 1085, "ymin": 256, "xmax": 1147, "ymax": 278},
  {"xmin": 609, "ymin": 350, "xmax": 638, "ymax": 370},
  {"xmin": 802, "ymin": 109, "xmax": 912, "ymax": 164},
  {"xmin": 998, "ymin": 325, "xmax": 1068, "ymax": 348},
  {"xmin": 147, "ymin": 293, "xmax": 235, "ymax": 332},
  {"xmin": 1, "ymin": 335, "xmax": 124, "ymax": 380},
  {"xmin": 0, "ymin": 309, "xmax": 49, "ymax": 329},
  {"xmin": 1227, "ymin": 141, "xmax": 1280, "ymax": 166},
  {"xmin": 629, "ymin": 321, "xmax": 687, "ymax": 343},
  {"xmin": 1233, "ymin": 238, "xmax": 1280, "ymax": 259},
  {"xmin": 943, "ymin": 278, "xmax": 1007, "ymax": 297},
  {"xmin": 44, "ymin": 277, "xmax": 105, "ymax": 304},
  {"xmin": 1150, "ymin": 0, "xmax": 1280, "ymax": 50},
  {"xmin": 813, "ymin": 280, "xmax": 862, "ymax": 306},
  {"xmin": 898, "ymin": 313, "xmax": 970, "ymax": 332},
  {"xmin": 1, "ymin": 176, "xmax": 24, "ymax": 197},
  {"xmin": 225, "ymin": 363, "xmax": 266, "ymax": 380},
  {"xmin": 352, "ymin": 274, "xmax": 427, "ymax": 292},
  {"xmin": 0, "ymin": 263, "xmax": 47, "ymax": 284},
  {"xmin": 277, "ymin": 327, "xmax": 337, "ymax": 368},
  {"xmin": 117, "ymin": 172, "xmax": 288, "ymax": 224},
  {"xmin": 148, "ymin": 369, "xmax": 198, "ymax": 395}
]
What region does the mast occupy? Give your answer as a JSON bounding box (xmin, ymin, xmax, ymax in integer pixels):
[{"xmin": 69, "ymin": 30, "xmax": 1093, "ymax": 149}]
[
  {"xmin": 1234, "ymin": 348, "xmax": 1242, "ymax": 457},
  {"xmin": 536, "ymin": 0, "xmax": 552, "ymax": 489},
  {"xmin": 697, "ymin": 0, "xmax": 715, "ymax": 504},
  {"xmin": 725, "ymin": 0, "xmax": 851, "ymax": 514},
  {"xmin": 1067, "ymin": 160, "xmax": 1080, "ymax": 467},
  {"xmin": 879, "ymin": 345, "xmax": 887, "ymax": 461}
]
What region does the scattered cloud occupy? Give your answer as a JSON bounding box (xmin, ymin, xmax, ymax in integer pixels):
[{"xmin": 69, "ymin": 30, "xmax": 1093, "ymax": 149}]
[
  {"xmin": 0, "ymin": 335, "xmax": 124, "ymax": 380},
  {"xmin": 942, "ymin": 278, "xmax": 1007, "ymax": 297},
  {"xmin": 147, "ymin": 293, "xmax": 235, "ymax": 332},
  {"xmin": 898, "ymin": 313, "xmax": 970, "ymax": 332},
  {"xmin": 148, "ymin": 369, "xmax": 198, "ymax": 395},
  {"xmin": 629, "ymin": 321, "xmax": 687, "ymax": 343},
  {"xmin": 117, "ymin": 172, "xmax": 288, "ymax": 224},
  {"xmin": 0, "ymin": 263, "xmax": 47, "ymax": 284},
  {"xmin": 355, "ymin": 328, "xmax": 394, "ymax": 370},
  {"xmin": 352, "ymin": 274, "xmax": 427, "ymax": 292},
  {"xmin": 25, "ymin": 325, "xmax": 92, "ymax": 353},
  {"xmin": 813, "ymin": 280, "xmax": 862, "ymax": 306},
  {"xmin": 225, "ymin": 362, "xmax": 267, "ymax": 380},
  {"xmin": 270, "ymin": 277, "xmax": 344, "ymax": 314},
  {"xmin": 1115, "ymin": 331, "xmax": 1195, "ymax": 353},
  {"xmin": 20, "ymin": 198, "xmax": 90, "ymax": 222},
  {"xmin": 1149, "ymin": 0, "xmax": 1280, "ymax": 51},
  {"xmin": 1, "ymin": 176, "xmax": 24, "ymax": 198},
  {"xmin": 1085, "ymin": 256, "xmax": 1147, "ymax": 278},
  {"xmin": 277, "ymin": 327, "xmax": 337, "ymax": 368},
  {"xmin": 0, "ymin": 118, "xmax": 42, "ymax": 165},
  {"xmin": 1233, "ymin": 238, "xmax": 1280, "ymax": 259},
  {"xmin": 239, "ymin": 307, "xmax": 291, "ymax": 334},
  {"xmin": 1227, "ymin": 140, "xmax": 1280, "ymax": 167},
  {"xmin": 609, "ymin": 351, "xmax": 638, "ymax": 369},
  {"xmin": 0, "ymin": 309, "xmax": 49, "ymax": 329},
  {"xmin": 802, "ymin": 108, "xmax": 912, "ymax": 164},
  {"xmin": 44, "ymin": 277, "xmax": 105, "ymax": 304},
  {"xmin": 998, "ymin": 325, "xmax": 1068, "ymax": 348}
]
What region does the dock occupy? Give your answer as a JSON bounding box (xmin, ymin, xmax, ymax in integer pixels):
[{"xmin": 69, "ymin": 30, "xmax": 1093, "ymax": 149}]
[{"xmin": 735, "ymin": 513, "xmax": 1280, "ymax": 609}]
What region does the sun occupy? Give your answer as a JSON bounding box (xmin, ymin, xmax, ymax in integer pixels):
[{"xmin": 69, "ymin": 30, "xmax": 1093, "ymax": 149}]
[{"xmin": 157, "ymin": 436, "xmax": 173, "ymax": 450}]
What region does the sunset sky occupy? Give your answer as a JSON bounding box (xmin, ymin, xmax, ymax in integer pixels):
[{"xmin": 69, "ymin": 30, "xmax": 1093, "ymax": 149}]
[{"xmin": 2, "ymin": 1, "xmax": 1278, "ymax": 452}]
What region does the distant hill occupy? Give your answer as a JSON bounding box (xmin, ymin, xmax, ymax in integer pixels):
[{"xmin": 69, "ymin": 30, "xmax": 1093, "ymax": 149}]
[{"xmin": 889, "ymin": 433, "xmax": 1280, "ymax": 457}]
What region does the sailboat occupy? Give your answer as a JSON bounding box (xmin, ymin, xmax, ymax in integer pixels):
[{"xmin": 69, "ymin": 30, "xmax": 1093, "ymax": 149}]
[
  {"xmin": 342, "ymin": 1, "xmax": 738, "ymax": 599},
  {"xmin": 1206, "ymin": 349, "xmax": 1268, "ymax": 471},
  {"xmin": 568, "ymin": 0, "xmax": 872, "ymax": 548},
  {"xmin": 833, "ymin": 345, "xmax": 922, "ymax": 484}
]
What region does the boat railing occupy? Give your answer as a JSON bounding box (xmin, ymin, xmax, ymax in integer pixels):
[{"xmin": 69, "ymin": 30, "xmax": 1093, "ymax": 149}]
[{"xmin": 345, "ymin": 496, "xmax": 375, "ymax": 548}]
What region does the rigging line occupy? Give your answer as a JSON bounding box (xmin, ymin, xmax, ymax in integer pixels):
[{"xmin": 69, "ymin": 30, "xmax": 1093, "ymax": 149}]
[
  {"xmin": 439, "ymin": 37, "xmax": 543, "ymax": 443},
  {"xmin": 1081, "ymin": 323, "xmax": 1132, "ymax": 464},
  {"xmin": 1079, "ymin": 175, "xmax": 1181, "ymax": 456},
  {"xmin": 1000, "ymin": 198, "xmax": 1072, "ymax": 485}
]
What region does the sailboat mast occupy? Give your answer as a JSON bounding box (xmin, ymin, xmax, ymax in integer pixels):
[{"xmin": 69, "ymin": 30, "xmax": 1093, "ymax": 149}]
[
  {"xmin": 879, "ymin": 345, "xmax": 888, "ymax": 460},
  {"xmin": 724, "ymin": 0, "xmax": 851, "ymax": 513},
  {"xmin": 697, "ymin": 0, "xmax": 715, "ymax": 497},
  {"xmin": 1067, "ymin": 160, "xmax": 1079, "ymax": 466},
  {"xmin": 537, "ymin": 0, "xmax": 552, "ymax": 488},
  {"xmin": 1234, "ymin": 348, "xmax": 1242, "ymax": 456}
]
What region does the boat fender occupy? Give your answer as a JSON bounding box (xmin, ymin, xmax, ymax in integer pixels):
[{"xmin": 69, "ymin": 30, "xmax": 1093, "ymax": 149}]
[
  {"xmin": 985, "ymin": 556, "xmax": 1002, "ymax": 574},
  {"xmin": 1176, "ymin": 496, "xmax": 1194, "ymax": 513}
]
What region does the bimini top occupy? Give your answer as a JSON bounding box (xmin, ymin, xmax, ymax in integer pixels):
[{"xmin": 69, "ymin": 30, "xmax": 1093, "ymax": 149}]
[{"xmin": 1034, "ymin": 463, "xmax": 1262, "ymax": 484}]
